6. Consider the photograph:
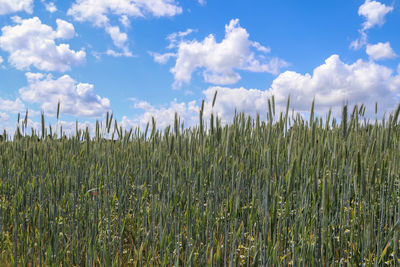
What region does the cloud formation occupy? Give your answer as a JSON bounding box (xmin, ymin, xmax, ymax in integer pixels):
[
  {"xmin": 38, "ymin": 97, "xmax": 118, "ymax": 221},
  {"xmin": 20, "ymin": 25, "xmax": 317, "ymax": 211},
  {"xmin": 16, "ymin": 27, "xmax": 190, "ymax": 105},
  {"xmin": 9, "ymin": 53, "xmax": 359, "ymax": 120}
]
[
  {"xmin": 270, "ymin": 55, "xmax": 400, "ymax": 117},
  {"xmin": 123, "ymin": 98, "xmax": 198, "ymax": 129},
  {"xmin": 202, "ymin": 55, "xmax": 400, "ymax": 121},
  {"xmin": 19, "ymin": 73, "xmax": 111, "ymax": 118},
  {"xmin": 0, "ymin": 17, "xmax": 86, "ymax": 72},
  {"xmin": 358, "ymin": 0, "xmax": 393, "ymax": 30},
  {"xmin": 366, "ymin": 42, "xmax": 397, "ymax": 61},
  {"xmin": 129, "ymin": 54, "xmax": 400, "ymax": 129},
  {"xmin": 0, "ymin": 0, "xmax": 33, "ymax": 15},
  {"xmin": 153, "ymin": 19, "xmax": 288, "ymax": 87},
  {"xmin": 68, "ymin": 0, "xmax": 182, "ymax": 55},
  {"xmin": 44, "ymin": 2, "xmax": 57, "ymax": 13},
  {"xmin": 0, "ymin": 97, "xmax": 26, "ymax": 114},
  {"xmin": 351, "ymin": 0, "xmax": 393, "ymax": 50}
]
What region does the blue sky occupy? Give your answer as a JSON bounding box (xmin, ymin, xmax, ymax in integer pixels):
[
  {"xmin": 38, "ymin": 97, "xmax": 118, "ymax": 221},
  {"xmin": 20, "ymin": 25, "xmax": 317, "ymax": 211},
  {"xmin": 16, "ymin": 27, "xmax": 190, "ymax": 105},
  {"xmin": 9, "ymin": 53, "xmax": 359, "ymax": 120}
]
[{"xmin": 0, "ymin": 0, "xmax": 399, "ymax": 133}]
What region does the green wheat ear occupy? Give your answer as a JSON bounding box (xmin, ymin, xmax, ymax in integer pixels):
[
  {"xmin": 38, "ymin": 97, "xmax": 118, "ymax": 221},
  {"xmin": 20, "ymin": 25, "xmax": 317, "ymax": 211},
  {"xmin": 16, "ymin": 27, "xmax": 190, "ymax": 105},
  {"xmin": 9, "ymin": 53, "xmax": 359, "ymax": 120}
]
[
  {"xmin": 212, "ymin": 90, "xmax": 218, "ymax": 108},
  {"xmin": 392, "ymin": 102, "xmax": 400, "ymax": 126},
  {"xmin": 57, "ymin": 100, "xmax": 61, "ymax": 120},
  {"xmin": 342, "ymin": 103, "xmax": 348, "ymax": 138},
  {"xmin": 1, "ymin": 99, "xmax": 400, "ymax": 266}
]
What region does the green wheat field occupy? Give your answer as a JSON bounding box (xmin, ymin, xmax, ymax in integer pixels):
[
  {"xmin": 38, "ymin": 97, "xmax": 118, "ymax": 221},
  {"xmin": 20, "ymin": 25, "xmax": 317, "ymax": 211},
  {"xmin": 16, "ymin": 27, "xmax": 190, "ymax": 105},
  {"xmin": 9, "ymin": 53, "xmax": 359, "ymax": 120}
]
[{"xmin": 1, "ymin": 97, "xmax": 400, "ymax": 266}]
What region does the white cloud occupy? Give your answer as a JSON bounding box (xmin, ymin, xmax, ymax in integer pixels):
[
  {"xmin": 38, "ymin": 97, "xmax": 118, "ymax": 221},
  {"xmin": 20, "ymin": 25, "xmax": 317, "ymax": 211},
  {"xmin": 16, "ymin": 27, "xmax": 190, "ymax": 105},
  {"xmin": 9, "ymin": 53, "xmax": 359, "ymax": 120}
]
[
  {"xmin": 0, "ymin": 111, "xmax": 9, "ymax": 121},
  {"xmin": 269, "ymin": 55, "xmax": 400, "ymax": 117},
  {"xmin": 149, "ymin": 52, "xmax": 176, "ymax": 64},
  {"xmin": 351, "ymin": 0, "xmax": 393, "ymax": 50},
  {"xmin": 201, "ymin": 86, "xmax": 270, "ymax": 123},
  {"xmin": 0, "ymin": 97, "xmax": 26, "ymax": 114},
  {"xmin": 251, "ymin": 41, "xmax": 270, "ymax": 53},
  {"xmin": 350, "ymin": 31, "xmax": 367, "ymax": 50},
  {"xmin": 121, "ymin": 55, "xmax": 400, "ymax": 130},
  {"xmin": 68, "ymin": 0, "xmax": 182, "ymax": 55},
  {"xmin": 156, "ymin": 19, "xmax": 288, "ymax": 87},
  {"xmin": 44, "ymin": 2, "xmax": 57, "ymax": 13},
  {"xmin": 366, "ymin": 42, "xmax": 397, "ymax": 60},
  {"xmin": 19, "ymin": 73, "xmax": 111, "ymax": 118},
  {"xmin": 197, "ymin": 0, "xmax": 206, "ymax": 6},
  {"xmin": 166, "ymin": 28, "xmax": 195, "ymax": 49},
  {"xmin": 119, "ymin": 15, "xmax": 130, "ymax": 28},
  {"xmin": 0, "ymin": 17, "xmax": 86, "ymax": 72},
  {"xmin": 358, "ymin": 0, "xmax": 393, "ymax": 30},
  {"xmin": 0, "ymin": 55, "xmax": 3, "ymax": 64},
  {"xmin": 123, "ymin": 98, "xmax": 198, "ymax": 129},
  {"xmin": 197, "ymin": 55, "xmax": 400, "ymax": 123},
  {"xmin": 105, "ymin": 25, "xmax": 131, "ymax": 55},
  {"xmin": 0, "ymin": 0, "xmax": 33, "ymax": 15},
  {"xmin": 68, "ymin": 0, "xmax": 182, "ymax": 26},
  {"xmin": 106, "ymin": 49, "xmax": 133, "ymax": 57}
]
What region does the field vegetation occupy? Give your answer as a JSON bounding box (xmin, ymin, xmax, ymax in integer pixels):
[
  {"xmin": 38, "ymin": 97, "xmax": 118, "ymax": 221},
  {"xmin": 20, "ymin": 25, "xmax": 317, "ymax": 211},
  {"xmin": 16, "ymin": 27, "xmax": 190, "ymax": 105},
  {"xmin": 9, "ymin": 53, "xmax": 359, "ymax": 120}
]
[{"xmin": 1, "ymin": 97, "xmax": 400, "ymax": 266}]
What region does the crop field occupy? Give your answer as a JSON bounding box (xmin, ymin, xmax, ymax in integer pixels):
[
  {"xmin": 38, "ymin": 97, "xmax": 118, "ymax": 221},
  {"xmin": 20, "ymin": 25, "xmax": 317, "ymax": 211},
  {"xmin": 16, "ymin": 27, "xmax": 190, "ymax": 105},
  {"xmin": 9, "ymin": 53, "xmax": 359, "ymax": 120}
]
[{"xmin": 1, "ymin": 99, "xmax": 400, "ymax": 266}]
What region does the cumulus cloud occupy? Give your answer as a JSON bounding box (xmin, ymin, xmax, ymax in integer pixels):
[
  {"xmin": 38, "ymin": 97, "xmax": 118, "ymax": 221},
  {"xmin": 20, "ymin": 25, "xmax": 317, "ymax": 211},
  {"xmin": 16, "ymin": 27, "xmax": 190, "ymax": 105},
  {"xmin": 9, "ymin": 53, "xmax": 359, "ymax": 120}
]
[
  {"xmin": 358, "ymin": 0, "xmax": 393, "ymax": 30},
  {"xmin": 366, "ymin": 42, "xmax": 397, "ymax": 61},
  {"xmin": 0, "ymin": 97, "xmax": 26, "ymax": 114},
  {"xmin": 122, "ymin": 98, "xmax": 199, "ymax": 129},
  {"xmin": 268, "ymin": 55, "xmax": 400, "ymax": 117},
  {"xmin": 122, "ymin": 55, "xmax": 400, "ymax": 130},
  {"xmin": 105, "ymin": 25, "xmax": 132, "ymax": 56},
  {"xmin": 154, "ymin": 19, "xmax": 288, "ymax": 87},
  {"xmin": 119, "ymin": 15, "xmax": 130, "ymax": 28},
  {"xmin": 0, "ymin": 112, "xmax": 9, "ymax": 121},
  {"xmin": 19, "ymin": 73, "xmax": 111, "ymax": 118},
  {"xmin": 350, "ymin": 31, "xmax": 368, "ymax": 50},
  {"xmin": 176, "ymin": 55, "xmax": 400, "ymax": 124},
  {"xmin": 68, "ymin": 0, "xmax": 182, "ymax": 55},
  {"xmin": 0, "ymin": 0, "xmax": 33, "ymax": 15},
  {"xmin": 351, "ymin": 0, "xmax": 393, "ymax": 50},
  {"xmin": 149, "ymin": 52, "xmax": 176, "ymax": 64},
  {"xmin": 0, "ymin": 17, "xmax": 86, "ymax": 72},
  {"xmin": 68, "ymin": 0, "xmax": 182, "ymax": 26},
  {"xmin": 0, "ymin": 55, "xmax": 3, "ymax": 64},
  {"xmin": 44, "ymin": 2, "xmax": 57, "ymax": 13},
  {"xmin": 166, "ymin": 28, "xmax": 196, "ymax": 49}
]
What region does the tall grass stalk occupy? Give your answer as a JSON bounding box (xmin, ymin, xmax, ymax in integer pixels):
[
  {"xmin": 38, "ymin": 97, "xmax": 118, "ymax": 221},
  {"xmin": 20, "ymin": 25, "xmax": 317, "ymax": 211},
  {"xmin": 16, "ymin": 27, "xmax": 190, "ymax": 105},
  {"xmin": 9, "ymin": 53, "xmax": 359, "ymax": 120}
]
[{"xmin": 0, "ymin": 100, "xmax": 400, "ymax": 265}]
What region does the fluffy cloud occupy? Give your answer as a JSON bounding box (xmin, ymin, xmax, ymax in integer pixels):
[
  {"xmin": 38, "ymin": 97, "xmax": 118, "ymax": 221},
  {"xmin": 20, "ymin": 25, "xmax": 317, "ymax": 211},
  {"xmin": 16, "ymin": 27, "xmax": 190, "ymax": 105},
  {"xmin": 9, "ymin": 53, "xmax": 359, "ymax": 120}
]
[
  {"xmin": 68, "ymin": 0, "xmax": 182, "ymax": 55},
  {"xmin": 351, "ymin": 0, "xmax": 393, "ymax": 50},
  {"xmin": 198, "ymin": 55, "xmax": 400, "ymax": 123},
  {"xmin": 68, "ymin": 0, "xmax": 182, "ymax": 26},
  {"xmin": 366, "ymin": 42, "xmax": 397, "ymax": 60},
  {"xmin": 358, "ymin": 0, "xmax": 393, "ymax": 30},
  {"xmin": 0, "ymin": 17, "xmax": 86, "ymax": 72},
  {"xmin": 154, "ymin": 19, "xmax": 288, "ymax": 87},
  {"xmin": 0, "ymin": 97, "xmax": 26, "ymax": 114},
  {"xmin": 269, "ymin": 55, "xmax": 399, "ymax": 117},
  {"xmin": 0, "ymin": 112, "xmax": 9, "ymax": 121},
  {"xmin": 44, "ymin": 2, "xmax": 57, "ymax": 13},
  {"xmin": 119, "ymin": 54, "xmax": 400, "ymax": 131},
  {"xmin": 0, "ymin": 0, "xmax": 33, "ymax": 15},
  {"xmin": 127, "ymin": 55, "xmax": 400, "ymax": 129},
  {"xmin": 150, "ymin": 52, "xmax": 176, "ymax": 64},
  {"xmin": 19, "ymin": 73, "xmax": 111, "ymax": 118},
  {"xmin": 0, "ymin": 55, "xmax": 3, "ymax": 64},
  {"xmin": 263, "ymin": 55, "xmax": 398, "ymax": 118},
  {"xmin": 105, "ymin": 25, "xmax": 132, "ymax": 56},
  {"xmin": 122, "ymin": 98, "xmax": 199, "ymax": 129},
  {"xmin": 166, "ymin": 28, "xmax": 196, "ymax": 49}
]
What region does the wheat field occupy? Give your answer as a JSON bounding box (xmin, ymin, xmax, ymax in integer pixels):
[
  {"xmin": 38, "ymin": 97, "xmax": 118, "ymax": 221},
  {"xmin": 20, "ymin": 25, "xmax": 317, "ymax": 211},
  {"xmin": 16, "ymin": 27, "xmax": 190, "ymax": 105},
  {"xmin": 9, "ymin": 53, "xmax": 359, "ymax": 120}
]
[{"xmin": 1, "ymin": 98, "xmax": 400, "ymax": 266}]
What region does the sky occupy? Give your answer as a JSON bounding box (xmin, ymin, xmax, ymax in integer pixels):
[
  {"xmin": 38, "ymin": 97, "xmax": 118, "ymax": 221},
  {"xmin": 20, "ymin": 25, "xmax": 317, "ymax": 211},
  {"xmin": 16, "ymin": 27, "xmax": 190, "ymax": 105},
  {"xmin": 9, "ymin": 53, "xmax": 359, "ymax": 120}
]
[{"xmin": 0, "ymin": 0, "xmax": 399, "ymax": 134}]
